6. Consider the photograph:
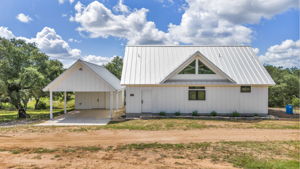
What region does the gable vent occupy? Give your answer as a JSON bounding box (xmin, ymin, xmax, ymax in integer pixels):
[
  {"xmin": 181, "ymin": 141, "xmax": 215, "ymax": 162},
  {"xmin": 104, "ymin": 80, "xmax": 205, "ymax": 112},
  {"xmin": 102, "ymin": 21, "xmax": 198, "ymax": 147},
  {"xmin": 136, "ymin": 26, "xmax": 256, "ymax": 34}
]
[{"xmin": 79, "ymin": 67, "xmax": 83, "ymax": 71}]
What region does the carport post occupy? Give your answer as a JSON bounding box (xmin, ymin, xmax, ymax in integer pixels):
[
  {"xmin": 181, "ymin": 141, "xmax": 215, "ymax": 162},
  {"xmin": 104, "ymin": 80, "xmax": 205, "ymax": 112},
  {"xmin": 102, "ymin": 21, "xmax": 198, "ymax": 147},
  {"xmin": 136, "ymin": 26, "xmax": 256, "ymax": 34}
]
[
  {"xmin": 64, "ymin": 91, "xmax": 67, "ymax": 114},
  {"xmin": 50, "ymin": 91, "xmax": 53, "ymax": 120},
  {"xmin": 116, "ymin": 91, "xmax": 119, "ymax": 110},
  {"xmin": 110, "ymin": 91, "xmax": 113, "ymax": 119}
]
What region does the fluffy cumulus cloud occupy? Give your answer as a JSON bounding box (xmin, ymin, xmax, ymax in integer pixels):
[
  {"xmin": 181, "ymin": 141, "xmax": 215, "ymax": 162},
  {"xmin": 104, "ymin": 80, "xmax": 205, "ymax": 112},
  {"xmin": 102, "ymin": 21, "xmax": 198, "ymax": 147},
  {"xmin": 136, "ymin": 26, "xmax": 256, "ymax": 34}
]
[
  {"xmin": 16, "ymin": 13, "xmax": 32, "ymax": 23},
  {"xmin": 22, "ymin": 27, "xmax": 81, "ymax": 59},
  {"xmin": 70, "ymin": 0, "xmax": 297, "ymax": 45},
  {"xmin": 113, "ymin": 0, "xmax": 130, "ymax": 13},
  {"xmin": 259, "ymin": 39, "xmax": 300, "ymax": 67},
  {"xmin": 70, "ymin": 1, "xmax": 175, "ymax": 45},
  {"xmin": 0, "ymin": 26, "xmax": 80, "ymax": 59},
  {"xmin": 168, "ymin": 0, "xmax": 298, "ymax": 45},
  {"xmin": 82, "ymin": 55, "xmax": 115, "ymax": 65},
  {"xmin": 0, "ymin": 26, "xmax": 115, "ymax": 67},
  {"xmin": 0, "ymin": 27, "xmax": 15, "ymax": 39}
]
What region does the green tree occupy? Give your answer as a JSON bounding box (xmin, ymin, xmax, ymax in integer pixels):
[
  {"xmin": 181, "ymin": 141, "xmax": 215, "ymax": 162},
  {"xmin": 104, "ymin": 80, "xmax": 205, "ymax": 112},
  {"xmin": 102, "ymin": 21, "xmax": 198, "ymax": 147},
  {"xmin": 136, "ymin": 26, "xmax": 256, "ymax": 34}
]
[
  {"xmin": 104, "ymin": 56, "xmax": 123, "ymax": 79},
  {"xmin": 265, "ymin": 65, "xmax": 300, "ymax": 107},
  {"xmin": 0, "ymin": 38, "xmax": 63, "ymax": 117},
  {"xmin": 32, "ymin": 60, "xmax": 64, "ymax": 109}
]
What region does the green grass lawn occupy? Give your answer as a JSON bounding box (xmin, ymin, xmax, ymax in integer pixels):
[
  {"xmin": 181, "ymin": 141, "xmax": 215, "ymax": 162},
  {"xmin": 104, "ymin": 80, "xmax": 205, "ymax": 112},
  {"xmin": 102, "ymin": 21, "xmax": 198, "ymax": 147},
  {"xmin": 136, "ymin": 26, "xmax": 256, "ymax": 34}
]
[
  {"xmin": 0, "ymin": 97, "xmax": 75, "ymax": 122},
  {"xmin": 0, "ymin": 109, "xmax": 74, "ymax": 122}
]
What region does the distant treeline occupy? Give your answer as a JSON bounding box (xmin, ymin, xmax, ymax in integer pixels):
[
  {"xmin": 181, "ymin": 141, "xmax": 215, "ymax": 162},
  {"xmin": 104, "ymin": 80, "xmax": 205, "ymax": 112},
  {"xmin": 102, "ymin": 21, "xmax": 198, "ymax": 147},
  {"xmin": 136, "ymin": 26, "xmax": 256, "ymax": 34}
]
[{"xmin": 265, "ymin": 65, "xmax": 300, "ymax": 107}]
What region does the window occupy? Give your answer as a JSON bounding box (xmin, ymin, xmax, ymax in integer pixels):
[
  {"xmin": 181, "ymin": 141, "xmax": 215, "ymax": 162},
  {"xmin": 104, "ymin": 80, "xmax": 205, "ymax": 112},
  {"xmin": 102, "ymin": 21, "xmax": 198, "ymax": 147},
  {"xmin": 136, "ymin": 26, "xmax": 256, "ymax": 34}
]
[
  {"xmin": 188, "ymin": 86, "xmax": 206, "ymax": 100},
  {"xmin": 241, "ymin": 86, "xmax": 251, "ymax": 93},
  {"xmin": 179, "ymin": 59, "xmax": 216, "ymax": 74},
  {"xmin": 179, "ymin": 60, "xmax": 196, "ymax": 74},
  {"xmin": 198, "ymin": 60, "xmax": 215, "ymax": 74}
]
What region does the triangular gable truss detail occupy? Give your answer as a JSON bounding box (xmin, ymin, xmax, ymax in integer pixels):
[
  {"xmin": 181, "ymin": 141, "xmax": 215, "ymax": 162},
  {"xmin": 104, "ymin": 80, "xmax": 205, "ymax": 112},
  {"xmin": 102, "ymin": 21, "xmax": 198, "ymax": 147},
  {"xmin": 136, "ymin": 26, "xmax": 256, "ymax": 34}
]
[{"xmin": 160, "ymin": 51, "xmax": 236, "ymax": 84}]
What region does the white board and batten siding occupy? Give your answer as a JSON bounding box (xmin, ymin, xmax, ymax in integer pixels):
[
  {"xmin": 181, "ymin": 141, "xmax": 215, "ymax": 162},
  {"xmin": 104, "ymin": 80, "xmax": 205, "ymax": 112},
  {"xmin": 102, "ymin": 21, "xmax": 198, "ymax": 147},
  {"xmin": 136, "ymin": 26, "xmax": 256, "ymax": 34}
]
[
  {"xmin": 75, "ymin": 91, "xmax": 124, "ymax": 109},
  {"xmin": 47, "ymin": 62, "xmax": 114, "ymax": 92},
  {"xmin": 126, "ymin": 86, "xmax": 268, "ymax": 114},
  {"xmin": 121, "ymin": 46, "xmax": 275, "ymax": 115}
]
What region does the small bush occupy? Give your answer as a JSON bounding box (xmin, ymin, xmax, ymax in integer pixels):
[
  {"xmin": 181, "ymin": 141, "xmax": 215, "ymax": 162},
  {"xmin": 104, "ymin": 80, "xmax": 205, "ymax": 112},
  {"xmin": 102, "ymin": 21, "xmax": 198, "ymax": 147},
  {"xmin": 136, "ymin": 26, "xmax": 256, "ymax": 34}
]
[
  {"xmin": 232, "ymin": 111, "xmax": 240, "ymax": 117},
  {"xmin": 192, "ymin": 111, "xmax": 198, "ymax": 116},
  {"xmin": 175, "ymin": 112, "xmax": 181, "ymax": 116},
  {"xmin": 210, "ymin": 111, "xmax": 217, "ymax": 116},
  {"xmin": 292, "ymin": 97, "xmax": 300, "ymax": 107},
  {"xmin": 159, "ymin": 111, "xmax": 166, "ymax": 116},
  {"xmin": 36, "ymin": 101, "xmax": 47, "ymax": 110}
]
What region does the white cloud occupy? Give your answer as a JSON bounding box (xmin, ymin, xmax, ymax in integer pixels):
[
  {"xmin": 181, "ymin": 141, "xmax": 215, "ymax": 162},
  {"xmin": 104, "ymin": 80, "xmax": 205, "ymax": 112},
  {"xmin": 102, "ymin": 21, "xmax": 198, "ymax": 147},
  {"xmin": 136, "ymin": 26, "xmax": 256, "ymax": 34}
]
[
  {"xmin": 0, "ymin": 26, "xmax": 81, "ymax": 61},
  {"xmin": 29, "ymin": 27, "xmax": 81, "ymax": 58},
  {"xmin": 70, "ymin": 0, "xmax": 298, "ymax": 45},
  {"xmin": 16, "ymin": 13, "xmax": 32, "ymax": 23},
  {"xmin": 82, "ymin": 55, "xmax": 114, "ymax": 65},
  {"xmin": 58, "ymin": 0, "xmax": 75, "ymax": 4},
  {"xmin": 70, "ymin": 1, "xmax": 175, "ymax": 45},
  {"xmin": 0, "ymin": 27, "xmax": 15, "ymax": 39},
  {"xmin": 68, "ymin": 38, "xmax": 81, "ymax": 43},
  {"xmin": 113, "ymin": 0, "xmax": 129, "ymax": 13},
  {"xmin": 259, "ymin": 39, "xmax": 300, "ymax": 67}
]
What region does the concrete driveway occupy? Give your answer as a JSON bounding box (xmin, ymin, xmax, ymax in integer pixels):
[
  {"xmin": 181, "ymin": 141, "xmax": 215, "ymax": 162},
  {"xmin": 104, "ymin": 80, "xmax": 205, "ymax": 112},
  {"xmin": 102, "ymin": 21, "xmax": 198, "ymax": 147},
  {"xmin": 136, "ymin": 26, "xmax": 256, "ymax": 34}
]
[{"xmin": 36, "ymin": 109, "xmax": 111, "ymax": 126}]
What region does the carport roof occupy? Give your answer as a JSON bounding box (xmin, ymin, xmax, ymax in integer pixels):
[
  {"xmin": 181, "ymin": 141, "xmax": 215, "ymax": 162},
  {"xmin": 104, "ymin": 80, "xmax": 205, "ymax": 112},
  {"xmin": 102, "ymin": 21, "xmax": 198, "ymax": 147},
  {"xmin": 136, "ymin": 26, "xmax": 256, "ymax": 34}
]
[{"xmin": 43, "ymin": 59, "xmax": 123, "ymax": 92}]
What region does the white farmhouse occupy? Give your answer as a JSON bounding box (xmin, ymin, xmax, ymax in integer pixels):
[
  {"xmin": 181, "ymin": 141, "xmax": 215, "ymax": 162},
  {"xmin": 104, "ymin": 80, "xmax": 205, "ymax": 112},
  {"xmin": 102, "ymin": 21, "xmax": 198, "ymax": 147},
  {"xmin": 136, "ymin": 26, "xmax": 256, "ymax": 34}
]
[{"xmin": 121, "ymin": 46, "xmax": 275, "ymax": 116}]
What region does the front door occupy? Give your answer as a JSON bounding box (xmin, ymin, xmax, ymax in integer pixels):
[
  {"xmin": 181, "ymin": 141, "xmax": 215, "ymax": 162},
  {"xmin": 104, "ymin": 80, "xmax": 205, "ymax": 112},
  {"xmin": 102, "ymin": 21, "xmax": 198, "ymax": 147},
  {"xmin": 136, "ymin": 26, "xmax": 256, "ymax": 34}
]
[{"xmin": 142, "ymin": 89, "xmax": 152, "ymax": 113}]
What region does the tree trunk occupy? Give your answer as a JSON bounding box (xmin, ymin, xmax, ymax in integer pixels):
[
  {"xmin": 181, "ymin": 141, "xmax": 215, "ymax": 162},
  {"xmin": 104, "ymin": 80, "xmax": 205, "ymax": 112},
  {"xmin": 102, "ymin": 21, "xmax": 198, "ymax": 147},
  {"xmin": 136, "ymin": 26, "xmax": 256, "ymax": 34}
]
[
  {"xmin": 34, "ymin": 97, "xmax": 40, "ymax": 110},
  {"xmin": 18, "ymin": 108, "xmax": 30, "ymax": 118}
]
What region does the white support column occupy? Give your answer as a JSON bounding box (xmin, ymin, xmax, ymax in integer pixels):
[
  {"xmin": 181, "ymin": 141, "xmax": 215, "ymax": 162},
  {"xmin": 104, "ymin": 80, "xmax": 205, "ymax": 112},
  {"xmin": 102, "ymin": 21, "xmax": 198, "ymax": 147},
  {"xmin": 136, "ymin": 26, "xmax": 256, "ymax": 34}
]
[
  {"xmin": 50, "ymin": 91, "xmax": 53, "ymax": 120},
  {"xmin": 110, "ymin": 91, "xmax": 113, "ymax": 119},
  {"xmin": 64, "ymin": 91, "xmax": 67, "ymax": 114},
  {"xmin": 116, "ymin": 91, "xmax": 119, "ymax": 110}
]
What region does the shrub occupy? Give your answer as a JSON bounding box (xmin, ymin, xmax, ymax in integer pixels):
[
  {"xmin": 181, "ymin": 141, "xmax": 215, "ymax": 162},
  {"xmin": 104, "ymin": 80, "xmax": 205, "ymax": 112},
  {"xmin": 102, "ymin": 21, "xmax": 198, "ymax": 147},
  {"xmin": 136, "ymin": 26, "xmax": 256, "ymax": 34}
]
[
  {"xmin": 159, "ymin": 111, "xmax": 166, "ymax": 116},
  {"xmin": 192, "ymin": 111, "xmax": 198, "ymax": 116},
  {"xmin": 175, "ymin": 112, "xmax": 181, "ymax": 116},
  {"xmin": 292, "ymin": 97, "xmax": 300, "ymax": 107},
  {"xmin": 36, "ymin": 101, "xmax": 47, "ymax": 110},
  {"xmin": 210, "ymin": 111, "xmax": 217, "ymax": 116},
  {"xmin": 232, "ymin": 111, "xmax": 240, "ymax": 117}
]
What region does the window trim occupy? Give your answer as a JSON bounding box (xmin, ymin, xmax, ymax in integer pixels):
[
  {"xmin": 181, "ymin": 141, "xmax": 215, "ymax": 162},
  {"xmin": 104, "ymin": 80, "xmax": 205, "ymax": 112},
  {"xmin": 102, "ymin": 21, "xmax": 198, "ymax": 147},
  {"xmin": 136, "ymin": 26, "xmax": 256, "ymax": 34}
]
[
  {"xmin": 188, "ymin": 86, "xmax": 206, "ymax": 101},
  {"xmin": 240, "ymin": 86, "xmax": 251, "ymax": 93}
]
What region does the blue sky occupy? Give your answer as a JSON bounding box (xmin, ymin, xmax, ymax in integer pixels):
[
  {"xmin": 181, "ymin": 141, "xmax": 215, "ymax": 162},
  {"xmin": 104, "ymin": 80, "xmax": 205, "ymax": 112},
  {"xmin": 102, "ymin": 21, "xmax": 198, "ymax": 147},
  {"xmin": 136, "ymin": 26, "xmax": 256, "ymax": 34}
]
[{"xmin": 0, "ymin": 0, "xmax": 299, "ymax": 67}]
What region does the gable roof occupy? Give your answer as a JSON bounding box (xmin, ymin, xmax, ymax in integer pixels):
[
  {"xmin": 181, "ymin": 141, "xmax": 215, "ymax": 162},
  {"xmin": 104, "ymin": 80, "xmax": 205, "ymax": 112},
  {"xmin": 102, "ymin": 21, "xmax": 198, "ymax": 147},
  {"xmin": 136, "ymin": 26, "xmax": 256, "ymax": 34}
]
[
  {"xmin": 121, "ymin": 46, "xmax": 275, "ymax": 85},
  {"xmin": 43, "ymin": 59, "xmax": 123, "ymax": 91},
  {"xmin": 80, "ymin": 60, "xmax": 123, "ymax": 90}
]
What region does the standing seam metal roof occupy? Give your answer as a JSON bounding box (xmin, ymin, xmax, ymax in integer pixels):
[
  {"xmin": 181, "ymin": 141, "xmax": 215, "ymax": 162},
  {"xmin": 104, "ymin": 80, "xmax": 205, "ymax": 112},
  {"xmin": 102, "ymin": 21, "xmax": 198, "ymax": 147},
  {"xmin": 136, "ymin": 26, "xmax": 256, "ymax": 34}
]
[
  {"xmin": 80, "ymin": 60, "xmax": 123, "ymax": 90},
  {"xmin": 121, "ymin": 46, "xmax": 275, "ymax": 85}
]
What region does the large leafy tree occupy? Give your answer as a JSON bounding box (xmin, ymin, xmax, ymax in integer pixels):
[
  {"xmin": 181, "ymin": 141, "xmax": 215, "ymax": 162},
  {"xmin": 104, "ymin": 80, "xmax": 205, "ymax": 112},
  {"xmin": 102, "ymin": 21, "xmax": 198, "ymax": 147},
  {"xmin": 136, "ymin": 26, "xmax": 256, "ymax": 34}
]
[
  {"xmin": 105, "ymin": 56, "xmax": 123, "ymax": 79},
  {"xmin": 0, "ymin": 38, "xmax": 63, "ymax": 117},
  {"xmin": 265, "ymin": 65, "xmax": 300, "ymax": 107}
]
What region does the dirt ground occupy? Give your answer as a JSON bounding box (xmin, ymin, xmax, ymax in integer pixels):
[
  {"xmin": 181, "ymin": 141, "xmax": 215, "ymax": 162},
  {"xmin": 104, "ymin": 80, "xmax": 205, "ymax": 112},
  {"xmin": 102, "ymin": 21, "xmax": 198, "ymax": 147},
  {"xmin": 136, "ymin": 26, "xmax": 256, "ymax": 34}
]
[
  {"xmin": 0, "ymin": 128, "xmax": 299, "ymax": 149},
  {"xmin": 0, "ymin": 121, "xmax": 299, "ymax": 169}
]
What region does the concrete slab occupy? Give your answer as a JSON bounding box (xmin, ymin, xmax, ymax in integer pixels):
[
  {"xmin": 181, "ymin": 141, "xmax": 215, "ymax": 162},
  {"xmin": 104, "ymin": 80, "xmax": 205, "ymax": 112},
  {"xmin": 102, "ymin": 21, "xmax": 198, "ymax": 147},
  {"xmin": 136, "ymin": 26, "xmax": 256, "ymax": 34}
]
[{"xmin": 35, "ymin": 109, "xmax": 111, "ymax": 126}]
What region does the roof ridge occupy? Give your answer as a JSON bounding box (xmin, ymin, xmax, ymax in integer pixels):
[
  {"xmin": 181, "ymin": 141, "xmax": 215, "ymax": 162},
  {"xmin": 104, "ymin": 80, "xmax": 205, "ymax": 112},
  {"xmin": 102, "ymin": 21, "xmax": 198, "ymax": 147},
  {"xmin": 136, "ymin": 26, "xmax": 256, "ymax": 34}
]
[{"xmin": 79, "ymin": 59, "xmax": 105, "ymax": 67}]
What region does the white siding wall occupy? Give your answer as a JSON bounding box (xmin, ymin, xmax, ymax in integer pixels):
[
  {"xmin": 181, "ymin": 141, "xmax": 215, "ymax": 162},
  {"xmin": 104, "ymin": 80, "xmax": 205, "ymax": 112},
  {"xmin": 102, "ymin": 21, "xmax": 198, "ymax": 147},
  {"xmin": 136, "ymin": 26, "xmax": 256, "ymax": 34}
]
[
  {"xmin": 126, "ymin": 86, "xmax": 268, "ymax": 114},
  {"xmin": 52, "ymin": 63, "xmax": 113, "ymax": 92},
  {"xmin": 76, "ymin": 91, "xmax": 125, "ymax": 110},
  {"xmin": 75, "ymin": 92, "xmax": 106, "ymax": 109}
]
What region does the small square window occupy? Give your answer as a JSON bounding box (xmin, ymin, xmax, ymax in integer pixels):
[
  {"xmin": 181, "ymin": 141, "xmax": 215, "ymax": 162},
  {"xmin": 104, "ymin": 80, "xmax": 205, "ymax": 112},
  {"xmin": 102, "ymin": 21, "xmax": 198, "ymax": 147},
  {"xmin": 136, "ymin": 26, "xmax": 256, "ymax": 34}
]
[
  {"xmin": 130, "ymin": 94, "xmax": 134, "ymax": 96},
  {"xmin": 188, "ymin": 86, "xmax": 206, "ymax": 101},
  {"xmin": 241, "ymin": 86, "xmax": 251, "ymax": 93}
]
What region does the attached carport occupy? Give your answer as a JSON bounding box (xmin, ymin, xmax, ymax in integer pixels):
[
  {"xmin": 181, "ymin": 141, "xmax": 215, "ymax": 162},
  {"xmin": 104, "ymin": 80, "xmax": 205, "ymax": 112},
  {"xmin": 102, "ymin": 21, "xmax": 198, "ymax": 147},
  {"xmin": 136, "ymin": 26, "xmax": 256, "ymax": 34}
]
[{"xmin": 43, "ymin": 59, "xmax": 124, "ymax": 121}]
